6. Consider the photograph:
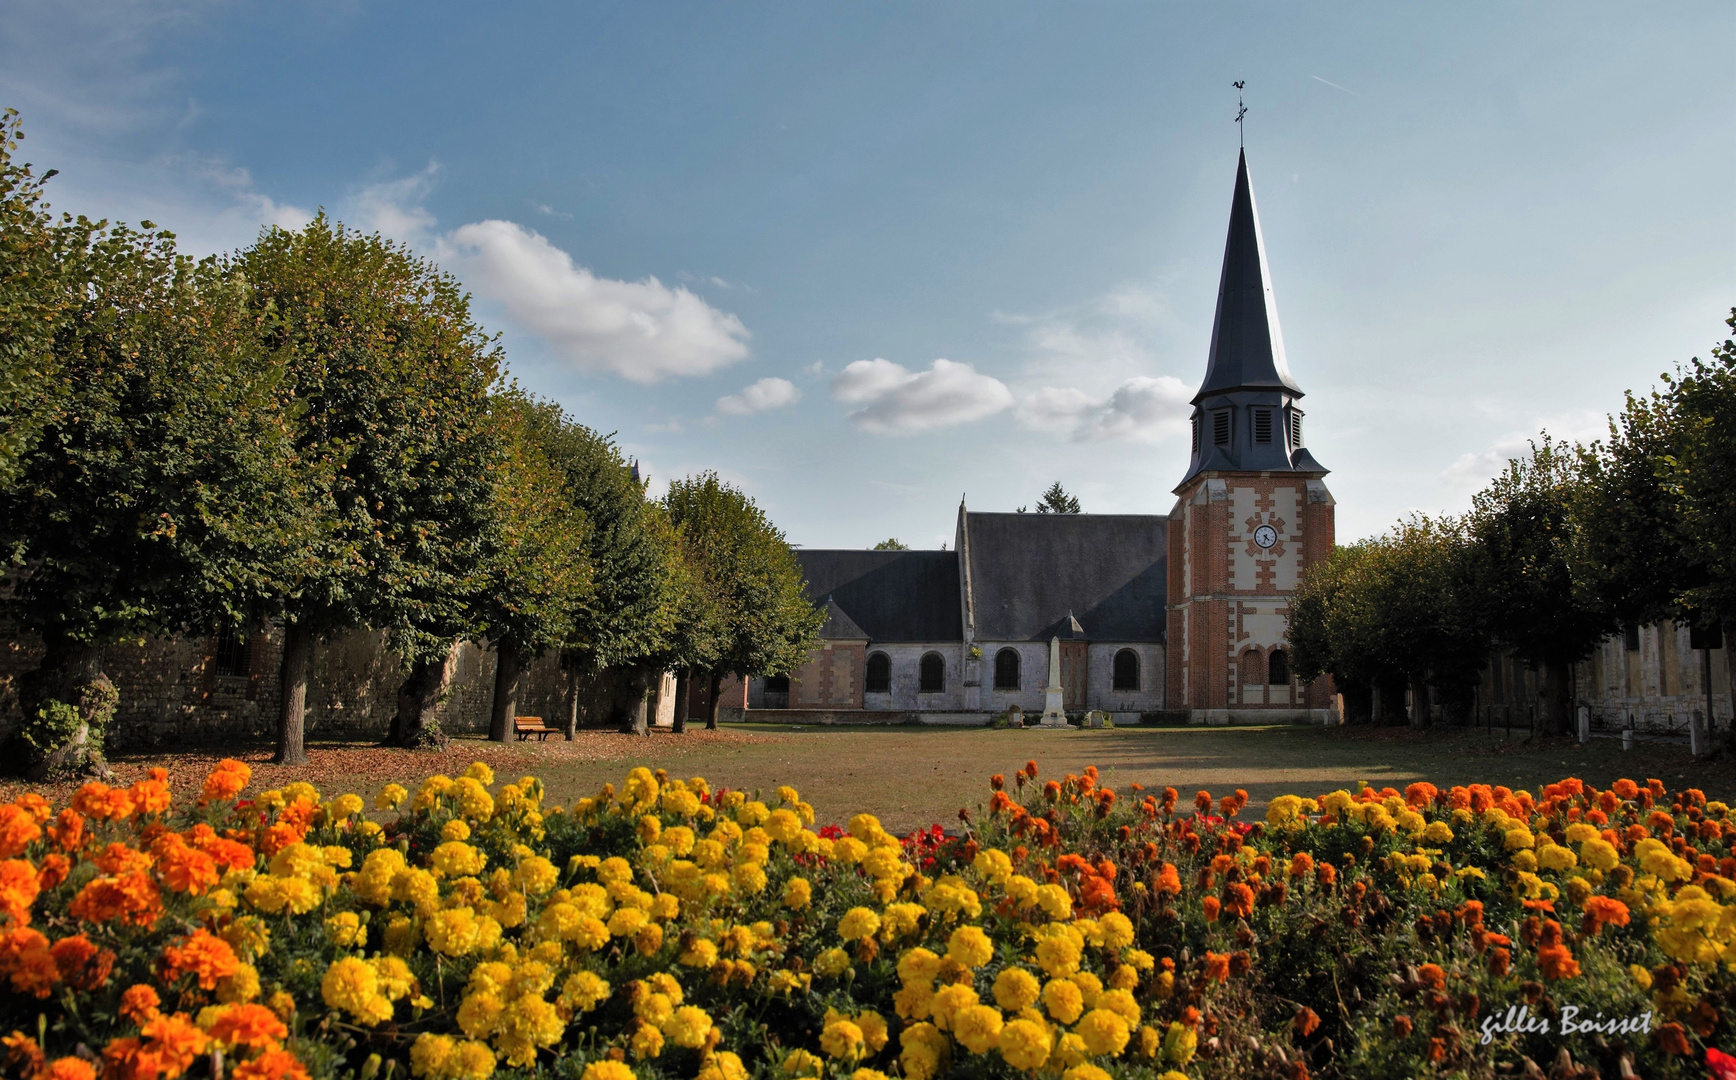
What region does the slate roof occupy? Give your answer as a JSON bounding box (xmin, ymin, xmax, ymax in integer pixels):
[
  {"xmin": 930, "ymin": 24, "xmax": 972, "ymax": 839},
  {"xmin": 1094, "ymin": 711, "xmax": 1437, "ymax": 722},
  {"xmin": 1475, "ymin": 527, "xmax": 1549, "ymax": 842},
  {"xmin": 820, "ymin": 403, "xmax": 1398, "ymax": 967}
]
[
  {"xmin": 794, "ymin": 550, "xmax": 963, "ymax": 642},
  {"xmin": 816, "ymin": 597, "xmax": 869, "ymax": 641},
  {"xmin": 963, "ymin": 513, "xmax": 1167, "ymax": 642},
  {"xmin": 1195, "ymin": 149, "xmax": 1303, "ymax": 404}
]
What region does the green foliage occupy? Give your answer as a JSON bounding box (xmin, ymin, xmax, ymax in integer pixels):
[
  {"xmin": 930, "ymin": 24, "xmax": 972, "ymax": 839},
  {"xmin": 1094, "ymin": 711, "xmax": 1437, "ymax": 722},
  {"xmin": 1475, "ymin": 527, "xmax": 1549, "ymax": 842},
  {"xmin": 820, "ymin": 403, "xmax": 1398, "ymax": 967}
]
[
  {"xmin": 1665, "ymin": 309, "xmax": 1736, "ymax": 630},
  {"xmin": 0, "ymin": 217, "xmax": 315, "ymax": 657},
  {"xmin": 871, "ymin": 537, "xmax": 909, "ymax": 550},
  {"xmin": 233, "ymin": 215, "xmax": 502, "ymax": 664},
  {"xmin": 1035, "ymin": 481, "xmax": 1081, "ymax": 514},
  {"xmin": 476, "ymin": 390, "xmax": 594, "ymax": 655},
  {"xmin": 664, "ymin": 471, "xmax": 825, "ymax": 680}
]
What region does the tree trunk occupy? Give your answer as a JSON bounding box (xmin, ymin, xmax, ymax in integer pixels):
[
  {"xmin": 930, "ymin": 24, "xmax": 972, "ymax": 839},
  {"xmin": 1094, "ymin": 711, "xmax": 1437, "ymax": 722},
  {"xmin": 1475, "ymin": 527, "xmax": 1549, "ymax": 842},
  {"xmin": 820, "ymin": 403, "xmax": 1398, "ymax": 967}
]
[
  {"xmin": 21, "ymin": 642, "xmax": 115, "ymax": 781},
  {"xmin": 672, "ymin": 669, "xmax": 690, "ymax": 734},
  {"xmin": 274, "ymin": 622, "xmax": 312, "ymax": 765},
  {"xmin": 705, "ymin": 671, "xmax": 723, "ymax": 730},
  {"xmin": 1541, "ymin": 660, "xmax": 1571, "ymax": 737},
  {"xmin": 392, "ymin": 645, "xmax": 456, "ymax": 749},
  {"xmin": 628, "ymin": 670, "xmax": 650, "ymax": 737},
  {"xmin": 488, "ymin": 639, "xmax": 521, "ymax": 743},
  {"xmin": 1409, "ymin": 672, "xmax": 1430, "ymax": 728},
  {"xmin": 564, "ymin": 663, "xmax": 580, "ymax": 740}
]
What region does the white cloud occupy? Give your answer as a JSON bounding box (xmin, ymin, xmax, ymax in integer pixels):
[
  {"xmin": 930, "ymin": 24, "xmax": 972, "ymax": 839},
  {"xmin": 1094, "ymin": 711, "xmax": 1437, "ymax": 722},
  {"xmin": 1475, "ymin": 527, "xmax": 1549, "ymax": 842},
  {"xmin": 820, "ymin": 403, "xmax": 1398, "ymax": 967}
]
[
  {"xmin": 346, "ymin": 167, "xmax": 440, "ymax": 244},
  {"xmin": 831, "ymin": 358, "xmax": 1014, "ymax": 434},
  {"xmin": 1015, "ymin": 376, "xmax": 1192, "ymax": 442},
  {"xmin": 1439, "ymin": 409, "xmax": 1608, "ymax": 494},
  {"xmin": 443, "ymin": 219, "xmax": 751, "ymax": 384},
  {"xmin": 717, "ymin": 377, "xmax": 802, "ymax": 416}
]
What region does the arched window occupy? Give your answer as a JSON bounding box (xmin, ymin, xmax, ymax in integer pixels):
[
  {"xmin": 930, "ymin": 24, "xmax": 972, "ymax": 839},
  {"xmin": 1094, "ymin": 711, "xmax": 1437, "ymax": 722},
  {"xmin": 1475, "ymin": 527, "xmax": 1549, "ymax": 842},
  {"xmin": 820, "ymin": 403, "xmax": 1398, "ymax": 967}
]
[
  {"xmin": 1268, "ymin": 649, "xmax": 1290, "ymax": 686},
  {"xmin": 1239, "ymin": 648, "xmax": 1265, "ymax": 685},
  {"xmin": 1112, "ymin": 649, "xmax": 1140, "ymax": 691},
  {"xmin": 865, "ymin": 652, "xmax": 891, "ymax": 693},
  {"xmin": 763, "ymin": 675, "xmax": 790, "ymax": 693},
  {"xmin": 919, "ymin": 652, "xmax": 945, "ymax": 693},
  {"xmin": 994, "ymin": 648, "xmax": 1021, "ymax": 690}
]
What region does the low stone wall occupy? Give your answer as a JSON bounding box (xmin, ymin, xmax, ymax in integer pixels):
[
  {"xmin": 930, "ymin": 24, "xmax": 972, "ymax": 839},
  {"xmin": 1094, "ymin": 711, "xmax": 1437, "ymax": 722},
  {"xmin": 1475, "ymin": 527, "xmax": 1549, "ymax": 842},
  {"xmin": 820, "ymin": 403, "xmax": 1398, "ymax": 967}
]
[
  {"xmin": 722, "ymin": 708, "xmax": 994, "ymax": 727},
  {"xmin": 0, "ymin": 622, "xmax": 655, "ymax": 751}
]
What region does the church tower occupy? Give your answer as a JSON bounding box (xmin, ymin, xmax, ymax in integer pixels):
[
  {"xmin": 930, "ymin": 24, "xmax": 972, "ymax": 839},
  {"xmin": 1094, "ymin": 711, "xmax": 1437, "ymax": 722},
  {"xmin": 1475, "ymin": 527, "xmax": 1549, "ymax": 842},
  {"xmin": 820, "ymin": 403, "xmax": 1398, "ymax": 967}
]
[{"xmin": 1166, "ymin": 150, "xmax": 1336, "ymax": 723}]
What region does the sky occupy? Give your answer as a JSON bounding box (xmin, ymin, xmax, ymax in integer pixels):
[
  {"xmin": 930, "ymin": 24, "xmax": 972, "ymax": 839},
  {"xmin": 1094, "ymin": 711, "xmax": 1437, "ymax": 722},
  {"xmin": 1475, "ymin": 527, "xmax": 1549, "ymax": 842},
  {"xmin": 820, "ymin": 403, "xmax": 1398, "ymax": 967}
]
[{"xmin": 5, "ymin": 2, "xmax": 1732, "ymax": 548}]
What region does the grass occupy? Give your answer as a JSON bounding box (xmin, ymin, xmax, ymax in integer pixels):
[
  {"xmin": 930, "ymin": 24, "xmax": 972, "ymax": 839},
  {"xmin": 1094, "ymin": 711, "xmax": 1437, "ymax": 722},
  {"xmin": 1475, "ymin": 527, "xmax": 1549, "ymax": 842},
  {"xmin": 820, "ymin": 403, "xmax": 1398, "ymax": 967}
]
[{"xmin": 8, "ymin": 721, "xmax": 1736, "ymax": 834}]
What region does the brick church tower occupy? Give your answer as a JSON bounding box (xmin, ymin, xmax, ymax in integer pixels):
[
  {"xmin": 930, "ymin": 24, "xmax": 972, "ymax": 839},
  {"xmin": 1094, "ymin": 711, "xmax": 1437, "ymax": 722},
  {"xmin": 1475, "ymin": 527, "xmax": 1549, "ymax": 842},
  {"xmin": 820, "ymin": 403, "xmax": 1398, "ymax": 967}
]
[{"xmin": 1166, "ymin": 150, "xmax": 1336, "ymax": 723}]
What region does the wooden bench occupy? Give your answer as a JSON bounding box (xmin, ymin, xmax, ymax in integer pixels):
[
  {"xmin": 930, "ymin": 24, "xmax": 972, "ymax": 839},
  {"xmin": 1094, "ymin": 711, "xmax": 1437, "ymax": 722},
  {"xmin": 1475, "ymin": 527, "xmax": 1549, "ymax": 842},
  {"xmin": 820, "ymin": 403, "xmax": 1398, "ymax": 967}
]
[{"xmin": 514, "ymin": 716, "xmax": 558, "ymax": 741}]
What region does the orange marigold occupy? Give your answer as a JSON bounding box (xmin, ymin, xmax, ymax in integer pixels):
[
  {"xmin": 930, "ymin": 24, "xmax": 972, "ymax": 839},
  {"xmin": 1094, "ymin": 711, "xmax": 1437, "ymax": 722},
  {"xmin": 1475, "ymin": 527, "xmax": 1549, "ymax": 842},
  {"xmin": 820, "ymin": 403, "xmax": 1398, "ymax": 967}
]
[
  {"xmin": 102, "ymin": 1037, "xmax": 159, "ymax": 1080},
  {"xmin": 140, "ymin": 1012, "xmax": 208, "ymax": 1079},
  {"xmin": 1582, "ymin": 896, "xmax": 1630, "ymax": 935},
  {"xmin": 153, "ymin": 838, "xmax": 219, "ymax": 895},
  {"xmin": 2, "ymin": 1031, "xmax": 46, "ymax": 1076},
  {"xmin": 0, "ymin": 805, "xmax": 41, "ymax": 859},
  {"xmin": 69, "ymin": 872, "xmax": 162, "ymax": 929},
  {"xmin": 43, "ymin": 1058, "xmax": 97, "ymax": 1080},
  {"xmin": 0, "ymin": 858, "xmax": 41, "ymax": 925},
  {"xmin": 120, "ymin": 984, "xmax": 162, "ymax": 1024},
  {"xmin": 1202, "ymin": 896, "xmax": 1222, "ymax": 923},
  {"xmin": 208, "ymin": 1003, "xmax": 289, "ymax": 1050},
  {"xmin": 94, "ymin": 842, "xmax": 154, "ymax": 876},
  {"xmin": 50, "ymin": 933, "xmax": 113, "ymax": 991},
  {"xmin": 70, "ymin": 783, "xmax": 135, "ymax": 823},
  {"xmin": 1202, "ymin": 951, "xmax": 1230, "ymax": 982},
  {"xmin": 36, "ymin": 853, "xmax": 70, "ymax": 891},
  {"xmin": 231, "ymin": 1047, "xmax": 312, "ymax": 1080},
  {"xmin": 1417, "ymin": 963, "xmax": 1446, "ymax": 991},
  {"xmin": 161, "ymin": 929, "xmax": 240, "ymax": 990},
  {"xmin": 1154, "ymin": 863, "xmax": 1182, "ymax": 897},
  {"xmin": 1223, "ymin": 883, "xmax": 1255, "ymax": 919},
  {"xmin": 46, "ymin": 810, "xmax": 83, "ymax": 853},
  {"xmin": 200, "ymin": 760, "xmax": 252, "ymax": 805},
  {"xmin": 1537, "ymin": 943, "xmax": 1580, "ymax": 981},
  {"xmin": 0, "ymin": 926, "xmax": 57, "ymax": 997},
  {"xmin": 128, "ymin": 778, "xmax": 173, "ymax": 817}
]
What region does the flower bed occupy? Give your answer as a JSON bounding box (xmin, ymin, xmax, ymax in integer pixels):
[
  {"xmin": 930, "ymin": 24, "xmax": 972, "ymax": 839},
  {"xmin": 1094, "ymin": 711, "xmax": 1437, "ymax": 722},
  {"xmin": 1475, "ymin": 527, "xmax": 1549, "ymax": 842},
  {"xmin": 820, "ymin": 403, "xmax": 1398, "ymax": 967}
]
[{"xmin": 0, "ymin": 759, "xmax": 1731, "ymax": 1079}]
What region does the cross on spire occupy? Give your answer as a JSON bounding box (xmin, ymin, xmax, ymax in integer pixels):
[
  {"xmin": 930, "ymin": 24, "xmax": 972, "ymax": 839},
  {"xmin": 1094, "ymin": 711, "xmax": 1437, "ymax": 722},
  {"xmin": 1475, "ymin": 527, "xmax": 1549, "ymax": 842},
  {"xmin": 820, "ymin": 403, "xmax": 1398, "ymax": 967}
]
[{"xmin": 1234, "ymin": 80, "xmax": 1247, "ymax": 149}]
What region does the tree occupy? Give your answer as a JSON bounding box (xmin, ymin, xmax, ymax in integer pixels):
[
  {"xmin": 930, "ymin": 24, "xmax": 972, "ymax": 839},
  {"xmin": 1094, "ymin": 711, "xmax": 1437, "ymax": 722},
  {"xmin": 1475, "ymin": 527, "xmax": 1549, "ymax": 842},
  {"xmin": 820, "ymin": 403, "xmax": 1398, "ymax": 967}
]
[
  {"xmin": 871, "ymin": 538, "xmax": 908, "ymax": 550},
  {"xmin": 478, "ymin": 392, "xmax": 593, "ymax": 742},
  {"xmin": 531, "ymin": 416, "xmax": 681, "ymax": 737},
  {"xmin": 1468, "ymin": 437, "xmax": 1612, "ymax": 736},
  {"xmin": 0, "ymin": 110, "xmax": 78, "ymax": 489},
  {"xmin": 1666, "ymin": 309, "xmax": 1736, "ymax": 634},
  {"xmin": 665, "ymin": 472, "xmax": 824, "ymax": 729},
  {"xmin": 0, "ymin": 222, "xmax": 315, "ymax": 776},
  {"xmin": 233, "ymin": 216, "xmax": 501, "ymax": 756},
  {"xmin": 1035, "ymin": 482, "xmax": 1082, "ymax": 514}
]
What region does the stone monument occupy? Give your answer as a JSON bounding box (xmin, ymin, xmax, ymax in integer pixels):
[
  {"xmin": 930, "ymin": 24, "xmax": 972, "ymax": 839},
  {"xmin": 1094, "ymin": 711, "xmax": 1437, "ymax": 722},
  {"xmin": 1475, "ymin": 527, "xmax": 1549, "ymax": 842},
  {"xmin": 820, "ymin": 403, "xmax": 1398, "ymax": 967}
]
[{"xmin": 1041, "ymin": 636, "xmax": 1068, "ymax": 726}]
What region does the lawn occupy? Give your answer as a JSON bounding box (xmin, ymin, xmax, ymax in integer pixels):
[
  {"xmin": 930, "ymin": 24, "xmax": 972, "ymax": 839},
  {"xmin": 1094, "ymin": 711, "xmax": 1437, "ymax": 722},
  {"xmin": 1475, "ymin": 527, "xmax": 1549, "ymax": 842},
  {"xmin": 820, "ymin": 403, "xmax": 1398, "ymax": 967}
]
[{"xmin": 8, "ymin": 721, "xmax": 1735, "ymax": 834}]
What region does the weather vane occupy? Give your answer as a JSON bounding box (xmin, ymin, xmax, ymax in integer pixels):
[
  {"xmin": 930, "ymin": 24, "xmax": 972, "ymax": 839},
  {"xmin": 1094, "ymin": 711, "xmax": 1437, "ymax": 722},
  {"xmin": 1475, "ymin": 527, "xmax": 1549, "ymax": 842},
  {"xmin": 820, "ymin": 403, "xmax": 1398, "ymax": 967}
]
[{"xmin": 1234, "ymin": 80, "xmax": 1247, "ymax": 149}]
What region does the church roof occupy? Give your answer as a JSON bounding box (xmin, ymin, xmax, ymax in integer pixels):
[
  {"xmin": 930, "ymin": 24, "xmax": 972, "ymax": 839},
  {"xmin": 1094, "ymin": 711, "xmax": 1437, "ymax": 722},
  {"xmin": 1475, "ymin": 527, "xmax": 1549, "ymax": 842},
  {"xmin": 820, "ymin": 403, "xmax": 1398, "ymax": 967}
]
[
  {"xmin": 794, "ymin": 550, "xmax": 963, "ymax": 642},
  {"xmin": 1194, "ymin": 149, "xmax": 1302, "ymax": 404},
  {"xmin": 963, "ymin": 513, "xmax": 1167, "ymax": 642},
  {"xmin": 816, "ymin": 596, "xmax": 869, "ymax": 641}
]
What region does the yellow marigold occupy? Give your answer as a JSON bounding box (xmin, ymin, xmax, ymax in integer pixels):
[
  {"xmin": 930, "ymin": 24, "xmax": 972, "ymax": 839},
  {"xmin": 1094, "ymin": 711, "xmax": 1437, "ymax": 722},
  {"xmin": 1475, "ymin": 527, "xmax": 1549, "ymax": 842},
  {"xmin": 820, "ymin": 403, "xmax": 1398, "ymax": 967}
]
[
  {"xmin": 783, "ymin": 877, "xmax": 812, "ymax": 910},
  {"xmin": 376, "ymin": 784, "xmax": 409, "ymax": 811},
  {"xmin": 1036, "ymin": 884, "xmax": 1073, "ymax": 920},
  {"xmin": 326, "ymin": 912, "xmax": 366, "ymax": 948},
  {"xmin": 513, "ymin": 856, "xmax": 557, "ymax": 896},
  {"xmin": 696, "ymin": 1051, "xmax": 748, "ymax": 1080},
  {"xmin": 664, "ymin": 1005, "xmax": 713, "ymax": 1049},
  {"xmin": 1098, "ymin": 911, "xmax": 1134, "ymax": 949},
  {"xmin": 432, "ymin": 842, "xmax": 487, "ymax": 878},
  {"xmin": 898, "ymin": 946, "xmax": 943, "ymax": 985},
  {"xmin": 814, "ymin": 948, "xmax": 852, "ymax": 977},
  {"xmin": 680, "ymin": 938, "xmax": 719, "ymax": 968},
  {"xmin": 1077, "ymin": 1008, "xmax": 1131, "ymax": 1055},
  {"xmin": 1503, "ymin": 825, "xmax": 1535, "ymax": 851},
  {"xmin": 1035, "ymin": 933, "xmax": 1082, "ymax": 977},
  {"xmin": 1062, "ymin": 1065, "xmax": 1112, "ymax": 1080},
  {"xmin": 1161, "ymin": 1021, "xmax": 1197, "ymax": 1066},
  {"xmin": 993, "ymin": 967, "xmax": 1041, "ymax": 1011},
  {"xmin": 931, "ymin": 983, "xmax": 981, "ymax": 1032},
  {"xmin": 580, "ymin": 1061, "xmax": 636, "ymax": 1080},
  {"xmin": 998, "ymin": 1017, "xmax": 1051, "ymax": 1070},
  {"xmin": 1042, "ymin": 978, "xmax": 1084, "ymax": 1025},
  {"xmin": 1097, "ymin": 987, "xmax": 1140, "ymax": 1024},
  {"xmin": 952, "ymin": 1003, "xmax": 1005, "ymax": 1054},
  {"xmin": 850, "ymin": 1071, "xmax": 889, "ymax": 1080},
  {"xmin": 1005, "ymin": 875, "xmax": 1039, "ymax": 908},
  {"xmin": 1423, "ymin": 820, "xmax": 1455, "ymax": 844},
  {"xmin": 839, "ymin": 907, "xmax": 881, "ymax": 942},
  {"xmin": 1537, "ymin": 844, "xmax": 1578, "ymax": 872},
  {"xmin": 947, "ymin": 925, "xmax": 994, "ymax": 968},
  {"xmin": 820, "ymin": 1017, "xmax": 866, "ymax": 1060},
  {"xmin": 322, "ymin": 957, "xmax": 392, "ymax": 1025},
  {"xmin": 560, "ymin": 971, "xmax": 611, "ymax": 1012}
]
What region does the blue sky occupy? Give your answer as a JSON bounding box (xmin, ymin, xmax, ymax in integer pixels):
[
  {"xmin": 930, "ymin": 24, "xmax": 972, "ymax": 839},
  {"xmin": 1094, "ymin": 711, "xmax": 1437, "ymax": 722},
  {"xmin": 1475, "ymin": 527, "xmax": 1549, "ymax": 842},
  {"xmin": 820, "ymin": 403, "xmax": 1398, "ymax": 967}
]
[{"xmin": 6, "ymin": 2, "xmax": 1732, "ymax": 547}]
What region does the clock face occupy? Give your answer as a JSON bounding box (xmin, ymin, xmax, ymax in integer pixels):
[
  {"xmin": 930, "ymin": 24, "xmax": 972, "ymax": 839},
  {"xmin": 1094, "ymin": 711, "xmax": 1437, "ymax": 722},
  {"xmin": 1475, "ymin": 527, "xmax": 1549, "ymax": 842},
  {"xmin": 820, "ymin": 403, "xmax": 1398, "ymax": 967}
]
[{"xmin": 1253, "ymin": 525, "xmax": 1278, "ymax": 549}]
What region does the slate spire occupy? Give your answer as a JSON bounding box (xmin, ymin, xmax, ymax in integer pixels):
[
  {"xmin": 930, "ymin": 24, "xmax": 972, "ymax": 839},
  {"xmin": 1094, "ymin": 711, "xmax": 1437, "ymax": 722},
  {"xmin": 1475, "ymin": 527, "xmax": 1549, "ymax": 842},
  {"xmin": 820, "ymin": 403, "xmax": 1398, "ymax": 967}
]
[
  {"xmin": 1194, "ymin": 149, "xmax": 1302, "ymax": 404},
  {"xmin": 1176, "ymin": 150, "xmax": 1326, "ymax": 489}
]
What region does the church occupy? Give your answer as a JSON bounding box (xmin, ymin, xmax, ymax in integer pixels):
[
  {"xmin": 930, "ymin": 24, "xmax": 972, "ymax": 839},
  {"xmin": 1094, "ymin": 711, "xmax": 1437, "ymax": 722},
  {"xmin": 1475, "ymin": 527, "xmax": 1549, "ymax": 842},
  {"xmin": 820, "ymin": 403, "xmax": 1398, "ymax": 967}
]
[{"xmin": 744, "ymin": 150, "xmax": 1338, "ymax": 725}]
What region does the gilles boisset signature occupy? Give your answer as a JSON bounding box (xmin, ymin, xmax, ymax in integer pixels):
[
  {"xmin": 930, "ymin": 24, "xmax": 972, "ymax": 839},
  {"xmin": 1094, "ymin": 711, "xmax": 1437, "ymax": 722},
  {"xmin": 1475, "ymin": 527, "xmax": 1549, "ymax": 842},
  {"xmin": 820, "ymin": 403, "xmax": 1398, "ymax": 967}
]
[{"xmin": 1479, "ymin": 1004, "xmax": 1654, "ymax": 1044}]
